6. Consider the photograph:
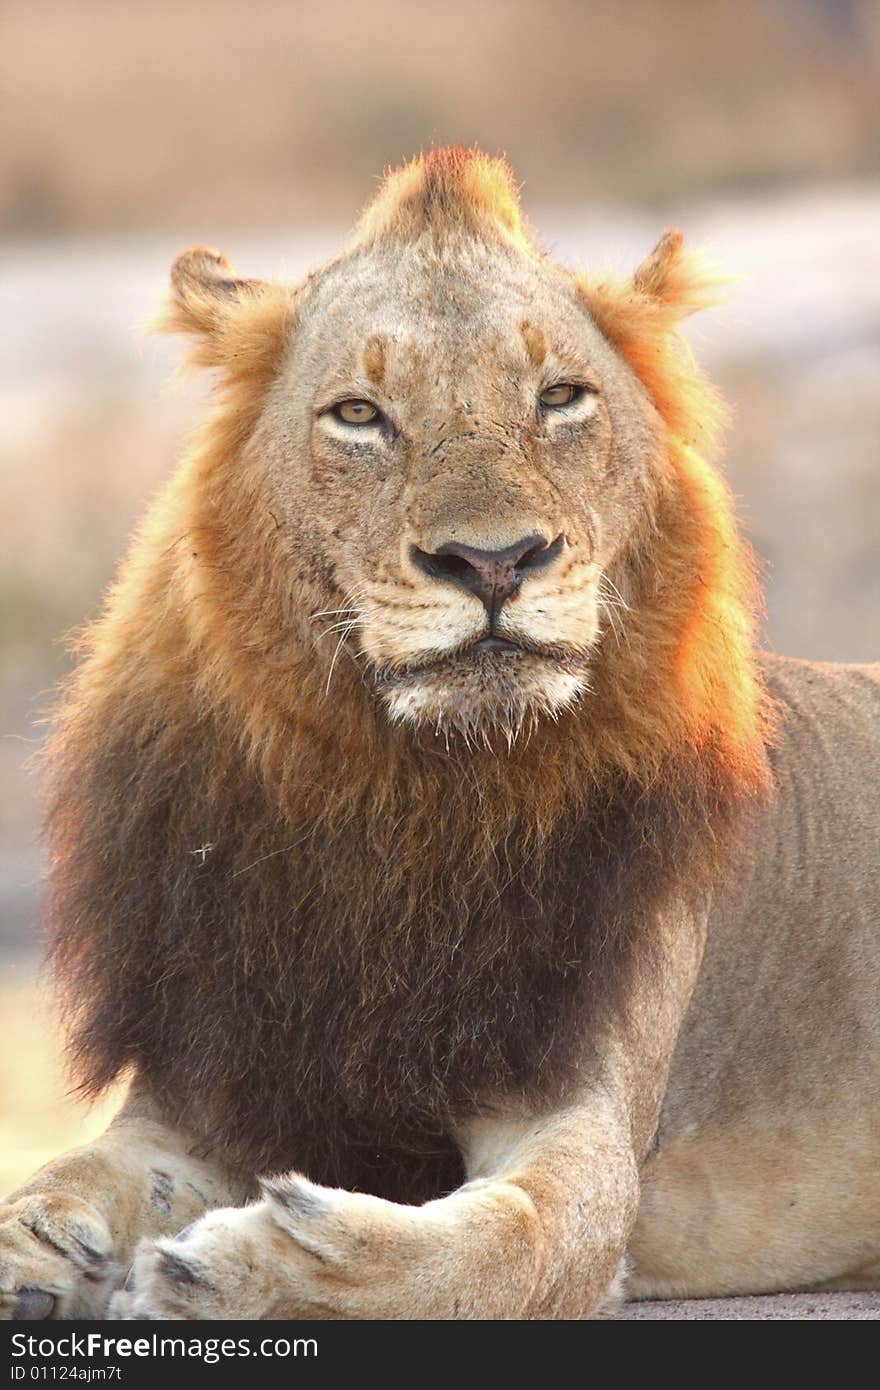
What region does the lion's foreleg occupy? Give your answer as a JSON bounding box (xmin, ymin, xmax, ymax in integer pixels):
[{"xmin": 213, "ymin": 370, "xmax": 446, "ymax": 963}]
[
  {"xmin": 0, "ymin": 1087, "xmax": 243, "ymax": 1320},
  {"xmin": 116, "ymin": 904, "xmax": 706, "ymax": 1321},
  {"xmin": 112, "ymin": 1084, "xmax": 638, "ymax": 1320}
]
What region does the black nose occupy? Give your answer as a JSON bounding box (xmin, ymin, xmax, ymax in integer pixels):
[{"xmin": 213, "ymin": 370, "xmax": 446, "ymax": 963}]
[{"xmin": 411, "ymin": 533, "xmax": 564, "ymax": 615}]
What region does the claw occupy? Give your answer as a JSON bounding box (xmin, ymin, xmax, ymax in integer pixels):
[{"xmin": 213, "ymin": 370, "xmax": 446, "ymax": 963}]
[
  {"xmin": 71, "ymin": 1235, "xmax": 110, "ymax": 1269},
  {"xmin": 260, "ymin": 1174, "xmax": 352, "ymax": 1265},
  {"xmin": 14, "ymin": 1289, "xmax": 55, "ymax": 1321},
  {"xmin": 155, "ymin": 1245, "xmax": 215, "ymax": 1290},
  {"xmin": 260, "ymin": 1174, "xmax": 329, "ymax": 1220}
]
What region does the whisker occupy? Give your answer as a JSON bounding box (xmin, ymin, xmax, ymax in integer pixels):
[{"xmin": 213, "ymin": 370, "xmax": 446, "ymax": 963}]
[
  {"xmin": 599, "ymin": 575, "xmax": 631, "ymax": 611},
  {"xmin": 308, "ymin": 581, "xmax": 370, "ymax": 625},
  {"xmin": 309, "ymin": 608, "xmax": 362, "ymax": 622},
  {"xmin": 313, "ymin": 617, "xmax": 366, "ymax": 642},
  {"xmin": 597, "ymin": 573, "xmax": 632, "ymax": 651},
  {"xmin": 600, "ymin": 596, "xmax": 622, "ymax": 645},
  {"xmin": 323, "ymin": 618, "xmax": 360, "ymax": 696}
]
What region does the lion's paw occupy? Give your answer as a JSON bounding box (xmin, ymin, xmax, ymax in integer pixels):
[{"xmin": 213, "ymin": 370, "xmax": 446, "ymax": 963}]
[
  {"xmin": 110, "ymin": 1174, "xmax": 432, "ymax": 1321},
  {"xmin": 0, "ymin": 1193, "xmax": 118, "ymax": 1320},
  {"xmin": 108, "ymin": 1203, "xmax": 271, "ymax": 1321}
]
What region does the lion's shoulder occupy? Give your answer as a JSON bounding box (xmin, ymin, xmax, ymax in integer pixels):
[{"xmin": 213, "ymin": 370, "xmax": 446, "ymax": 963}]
[
  {"xmin": 741, "ymin": 651, "xmax": 880, "ymax": 905},
  {"xmin": 759, "ymin": 649, "xmax": 880, "ymax": 744}
]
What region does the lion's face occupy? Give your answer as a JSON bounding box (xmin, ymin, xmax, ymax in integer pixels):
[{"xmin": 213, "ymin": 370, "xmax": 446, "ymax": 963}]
[
  {"xmin": 164, "ymin": 155, "xmax": 739, "ymax": 759},
  {"xmin": 255, "ymin": 236, "xmax": 664, "ymax": 742},
  {"xmin": 257, "ymin": 241, "xmax": 661, "ymax": 739}
]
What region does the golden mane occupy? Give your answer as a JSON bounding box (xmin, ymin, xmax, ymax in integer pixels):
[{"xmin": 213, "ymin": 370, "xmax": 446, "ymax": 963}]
[{"xmin": 43, "ymin": 150, "xmax": 774, "ymax": 1201}]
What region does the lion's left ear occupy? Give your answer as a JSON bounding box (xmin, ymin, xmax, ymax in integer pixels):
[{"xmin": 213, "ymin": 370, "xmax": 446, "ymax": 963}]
[
  {"xmin": 578, "ymin": 231, "xmax": 729, "ymax": 453},
  {"xmin": 633, "ymin": 229, "xmax": 687, "ymax": 300},
  {"xmin": 630, "ymin": 228, "xmax": 726, "ymax": 323},
  {"xmin": 579, "ymin": 228, "xmax": 726, "ymax": 344}
]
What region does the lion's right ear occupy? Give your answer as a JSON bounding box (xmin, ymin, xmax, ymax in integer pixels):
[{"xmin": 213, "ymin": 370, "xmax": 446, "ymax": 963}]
[
  {"xmin": 151, "ymin": 246, "xmax": 295, "ymax": 382},
  {"xmin": 156, "ymin": 246, "xmax": 263, "ymax": 340}
]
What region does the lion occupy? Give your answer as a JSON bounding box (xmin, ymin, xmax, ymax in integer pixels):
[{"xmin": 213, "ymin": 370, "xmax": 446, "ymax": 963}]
[{"xmin": 1, "ymin": 148, "xmax": 878, "ymax": 1321}]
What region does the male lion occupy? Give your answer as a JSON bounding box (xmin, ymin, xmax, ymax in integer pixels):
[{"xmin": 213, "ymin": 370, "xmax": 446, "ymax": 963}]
[{"xmin": 2, "ymin": 149, "xmax": 878, "ymax": 1321}]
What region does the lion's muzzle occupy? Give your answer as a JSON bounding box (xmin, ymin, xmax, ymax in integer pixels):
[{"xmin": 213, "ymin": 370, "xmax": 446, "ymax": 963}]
[{"xmin": 409, "ymin": 532, "xmax": 564, "ymax": 624}]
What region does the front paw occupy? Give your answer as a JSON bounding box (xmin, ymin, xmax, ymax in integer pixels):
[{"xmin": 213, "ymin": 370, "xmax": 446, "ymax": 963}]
[
  {"xmin": 111, "ymin": 1173, "xmax": 536, "ymax": 1320},
  {"xmin": 0, "ymin": 1193, "xmax": 118, "ymax": 1320},
  {"xmin": 110, "ymin": 1176, "xmax": 418, "ymax": 1320},
  {"xmin": 109, "ymin": 1203, "xmax": 275, "ymax": 1321}
]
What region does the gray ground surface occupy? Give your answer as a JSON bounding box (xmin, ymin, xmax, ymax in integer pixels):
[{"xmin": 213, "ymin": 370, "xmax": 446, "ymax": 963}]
[{"xmin": 620, "ymin": 1292, "xmax": 880, "ymax": 1320}]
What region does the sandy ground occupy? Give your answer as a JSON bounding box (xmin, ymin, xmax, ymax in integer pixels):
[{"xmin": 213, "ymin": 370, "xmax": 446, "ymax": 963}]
[{"xmin": 620, "ymin": 1292, "xmax": 880, "ymax": 1319}]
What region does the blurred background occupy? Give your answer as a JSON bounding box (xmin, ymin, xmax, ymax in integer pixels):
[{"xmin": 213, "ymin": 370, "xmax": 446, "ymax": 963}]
[{"xmin": 1, "ymin": 0, "xmax": 878, "ymax": 1191}]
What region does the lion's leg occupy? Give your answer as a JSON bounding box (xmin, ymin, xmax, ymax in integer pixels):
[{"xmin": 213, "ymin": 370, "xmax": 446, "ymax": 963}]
[
  {"xmin": 113, "ymin": 1088, "xmax": 637, "ymax": 1320},
  {"xmin": 114, "ymin": 906, "xmax": 706, "ymax": 1321},
  {"xmin": 0, "ymin": 1087, "xmax": 243, "ymax": 1320},
  {"xmin": 809, "ymin": 1264, "xmax": 880, "ymax": 1293}
]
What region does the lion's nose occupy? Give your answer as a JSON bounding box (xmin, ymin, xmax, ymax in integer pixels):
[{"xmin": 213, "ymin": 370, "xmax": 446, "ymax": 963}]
[{"xmin": 410, "ymin": 533, "xmax": 564, "ymax": 614}]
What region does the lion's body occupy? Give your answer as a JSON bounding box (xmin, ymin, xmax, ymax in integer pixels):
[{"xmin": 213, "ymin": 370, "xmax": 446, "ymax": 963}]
[
  {"xmin": 1, "ymin": 149, "xmax": 876, "ymax": 1320},
  {"xmin": 632, "ymin": 654, "xmax": 880, "ymax": 1296}
]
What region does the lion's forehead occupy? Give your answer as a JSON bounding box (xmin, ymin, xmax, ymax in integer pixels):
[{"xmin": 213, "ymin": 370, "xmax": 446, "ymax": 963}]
[{"xmin": 289, "ymin": 242, "xmax": 604, "ymax": 394}]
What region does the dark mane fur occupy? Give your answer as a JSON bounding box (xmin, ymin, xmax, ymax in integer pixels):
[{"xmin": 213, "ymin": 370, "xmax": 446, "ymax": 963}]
[{"xmin": 45, "ymin": 696, "xmax": 743, "ymax": 1204}]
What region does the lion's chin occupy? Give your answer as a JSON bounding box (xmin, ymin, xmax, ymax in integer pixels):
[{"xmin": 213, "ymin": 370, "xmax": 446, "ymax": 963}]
[{"xmin": 374, "ymin": 647, "xmax": 589, "ymax": 748}]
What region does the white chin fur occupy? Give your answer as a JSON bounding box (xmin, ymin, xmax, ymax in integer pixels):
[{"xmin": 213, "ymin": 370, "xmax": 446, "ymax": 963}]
[{"xmin": 382, "ymin": 664, "xmax": 588, "ymax": 747}]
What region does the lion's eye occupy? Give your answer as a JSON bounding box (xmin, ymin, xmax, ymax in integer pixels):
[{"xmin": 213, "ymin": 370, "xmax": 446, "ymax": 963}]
[
  {"xmin": 539, "ymin": 383, "xmax": 584, "ymax": 409},
  {"xmin": 332, "ymin": 399, "xmax": 381, "ymax": 426}
]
